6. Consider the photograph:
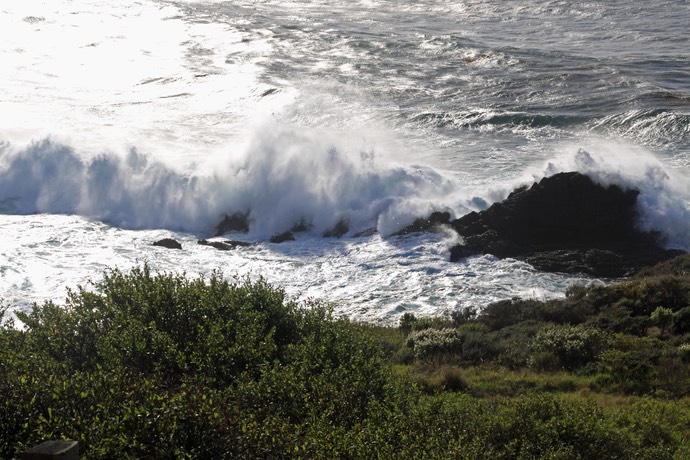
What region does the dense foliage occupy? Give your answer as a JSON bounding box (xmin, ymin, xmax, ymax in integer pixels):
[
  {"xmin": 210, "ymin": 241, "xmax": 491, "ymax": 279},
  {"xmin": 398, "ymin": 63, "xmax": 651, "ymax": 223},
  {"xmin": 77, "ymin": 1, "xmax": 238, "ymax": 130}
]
[{"xmin": 2, "ymin": 257, "xmax": 690, "ymax": 458}]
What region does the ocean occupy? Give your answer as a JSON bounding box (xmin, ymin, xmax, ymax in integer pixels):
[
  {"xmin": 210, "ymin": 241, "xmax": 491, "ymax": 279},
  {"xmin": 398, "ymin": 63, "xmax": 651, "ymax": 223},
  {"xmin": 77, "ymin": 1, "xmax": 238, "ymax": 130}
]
[{"xmin": 1, "ymin": 0, "xmax": 689, "ymax": 323}]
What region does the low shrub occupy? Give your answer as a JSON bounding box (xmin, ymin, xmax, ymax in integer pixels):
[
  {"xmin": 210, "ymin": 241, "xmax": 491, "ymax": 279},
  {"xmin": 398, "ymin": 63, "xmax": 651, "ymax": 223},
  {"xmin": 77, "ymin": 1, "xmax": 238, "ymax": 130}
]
[
  {"xmin": 2, "ymin": 266, "xmax": 390, "ymax": 458},
  {"xmin": 406, "ymin": 327, "xmax": 500, "ymax": 365},
  {"xmin": 407, "ymin": 328, "xmax": 463, "ymax": 361},
  {"xmin": 530, "ymin": 324, "xmax": 608, "ymax": 371},
  {"xmin": 673, "ymin": 306, "xmax": 690, "ymax": 334},
  {"xmin": 3, "ymin": 261, "xmax": 690, "ymax": 458},
  {"xmin": 594, "ymin": 335, "xmax": 663, "ymax": 395}
]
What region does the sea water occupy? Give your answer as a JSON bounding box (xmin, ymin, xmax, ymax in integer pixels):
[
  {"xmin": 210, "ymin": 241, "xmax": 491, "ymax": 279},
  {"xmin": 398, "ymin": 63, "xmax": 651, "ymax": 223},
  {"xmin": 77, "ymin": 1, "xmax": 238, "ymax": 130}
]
[{"xmin": 1, "ymin": 0, "xmax": 689, "ymax": 323}]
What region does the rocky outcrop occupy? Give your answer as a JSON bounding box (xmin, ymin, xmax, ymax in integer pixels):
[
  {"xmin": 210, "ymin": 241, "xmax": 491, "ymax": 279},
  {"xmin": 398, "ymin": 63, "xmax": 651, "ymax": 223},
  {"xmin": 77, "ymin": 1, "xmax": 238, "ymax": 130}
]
[
  {"xmin": 395, "ymin": 211, "xmax": 451, "ymax": 236},
  {"xmin": 198, "ymin": 239, "xmax": 253, "ymax": 251},
  {"xmin": 323, "ymin": 219, "xmax": 349, "ymax": 238},
  {"xmin": 270, "ymin": 231, "xmax": 295, "ymax": 243},
  {"xmin": 215, "ymin": 212, "xmax": 250, "ymax": 236},
  {"xmin": 448, "ymin": 172, "xmax": 683, "ymax": 277},
  {"xmin": 205, "ymin": 172, "xmax": 682, "ymax": 277},
  {"xmin": 153, "ymin": 238, "xmax": 182, "ymax": 249}
]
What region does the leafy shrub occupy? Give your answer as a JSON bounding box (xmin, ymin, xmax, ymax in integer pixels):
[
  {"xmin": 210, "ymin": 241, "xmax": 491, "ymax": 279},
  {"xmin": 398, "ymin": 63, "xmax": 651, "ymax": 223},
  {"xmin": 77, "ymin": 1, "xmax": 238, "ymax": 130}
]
[
  {"xmin": 393, "ymin": 346, "xmax": 416, "ymax": 365},
  {"xmin": 635, "ymin": 254, "xmax": 690, "ymax": 278},
  {"xmin": 486, "ymin": 320, "xmax": 546, "ymax": 368},
  {"xmin": 530, "ymin": 324, "xmax": 607, "ymax": 371},
  {"xmin": 678, "ymin": 343, "xmax": 690, "ymax": 363},
  {"xmin": 450, "ymin": 306, "xmax": 478, "ymax": 325},
  {"xmin": 585, "ymin": 305, "xmax": 649, "ymax": 335},
  {"xmin": 482, "ymin": 395, "xmax": 632, "ymax": 459},
  {"xmin": 565, "ymin": 282, "xmax": 589, "ymax": 300},
  {"xmin": 3, "ymin": 263, "xmax": 690, "ymax": 458},
  {"xmin": 3, "ymin": 266, "xmax": 390, "ymax": 458},
  {"xmin": 406, "ymin": 327, "xmax": 499, "ymax": 365},
  {"xmin": 479, "ymin": 298, "xmax": 548, "ymax": 330},
  {"xmin": 407, "ymin": 328, "xmax": 463, "ymax": 361},
  {"xmin": 591, "ymin": 277, "xmax": 690, "ymax": 317},
  {"xmin": 673, "ymin": 306, "xmax": 690, "ymax": 334},
  {"xmin": 399, "ymin": 312, "xmax": 452, "ymax": 334},
  {"xmin": 651, "ymin": 306, "xmax": 676, "ymax": 337},
  {"xmin": 399, "ymin": 312, "xmax": 417, "ymax": 335},
  {"xmin": 610, "ymin": 397, "xmax": 690, "ymax": 458},
  {"xmin": 595, "ymin": 335, "xmax": 663, "ymax": 395}
]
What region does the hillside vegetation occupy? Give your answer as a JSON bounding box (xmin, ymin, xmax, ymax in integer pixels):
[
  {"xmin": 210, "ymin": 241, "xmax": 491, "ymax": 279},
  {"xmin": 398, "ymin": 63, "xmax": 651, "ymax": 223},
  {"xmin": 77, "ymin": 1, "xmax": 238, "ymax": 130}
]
[{"xmin": 2, "ymin": 257, "xmax": 690, "ymax": 458}]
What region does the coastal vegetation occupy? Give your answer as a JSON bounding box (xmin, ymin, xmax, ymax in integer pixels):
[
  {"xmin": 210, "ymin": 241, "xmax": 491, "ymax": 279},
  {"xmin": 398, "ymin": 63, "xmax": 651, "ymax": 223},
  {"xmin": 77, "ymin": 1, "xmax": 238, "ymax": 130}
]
[{"xmin": 2, "ymin": 256, "xmax": 690, "ymax": 458}]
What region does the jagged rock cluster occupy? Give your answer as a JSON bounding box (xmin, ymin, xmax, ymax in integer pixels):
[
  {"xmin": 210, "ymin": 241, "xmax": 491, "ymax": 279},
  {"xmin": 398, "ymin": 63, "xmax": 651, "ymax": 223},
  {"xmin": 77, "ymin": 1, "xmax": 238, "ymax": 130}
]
[
  {"xmin": 444, "ymin": 172, "xmax": 682, "ymax": 277},
  {"xmin": 157, "ymin": 172, "xmax": 683, "ymax": 278}
]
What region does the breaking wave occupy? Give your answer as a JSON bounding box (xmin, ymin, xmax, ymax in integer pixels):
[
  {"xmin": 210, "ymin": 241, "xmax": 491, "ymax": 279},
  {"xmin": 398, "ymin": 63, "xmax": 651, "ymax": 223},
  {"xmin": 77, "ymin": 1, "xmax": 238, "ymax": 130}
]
[
  {"xmin": 1, "ymin": 130, "xmax": 688, "ymax": 250},
  {"xmin": 0, "ymin": 127, "xmax": 464, "ymax": 237}
]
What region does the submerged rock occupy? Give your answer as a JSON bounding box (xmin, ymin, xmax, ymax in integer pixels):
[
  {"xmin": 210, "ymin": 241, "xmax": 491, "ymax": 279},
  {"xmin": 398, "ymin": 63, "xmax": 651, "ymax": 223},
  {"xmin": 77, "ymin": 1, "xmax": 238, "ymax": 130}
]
[
  {"xmin": 153, "ymin": 238, "xmax": 182, "ymax": 250},
  {"xmin": 448, "ymin": 172, "xmax": 683, "ymax": 277}
]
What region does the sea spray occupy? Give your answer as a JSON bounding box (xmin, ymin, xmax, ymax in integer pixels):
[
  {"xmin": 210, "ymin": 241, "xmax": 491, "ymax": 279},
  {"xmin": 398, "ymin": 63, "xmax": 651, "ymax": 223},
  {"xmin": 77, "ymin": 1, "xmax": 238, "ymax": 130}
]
[{"xmin": 0, "ymin": 128, "xmax": 469, "ymax": 237}]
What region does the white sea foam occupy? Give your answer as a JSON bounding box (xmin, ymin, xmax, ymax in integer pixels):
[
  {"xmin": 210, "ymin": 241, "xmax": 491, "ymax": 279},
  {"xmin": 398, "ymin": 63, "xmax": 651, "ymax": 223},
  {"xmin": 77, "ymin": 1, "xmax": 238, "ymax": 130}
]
[{"xmin": 0, "ymin": 213, "xmax": 590, "ymax": 324}]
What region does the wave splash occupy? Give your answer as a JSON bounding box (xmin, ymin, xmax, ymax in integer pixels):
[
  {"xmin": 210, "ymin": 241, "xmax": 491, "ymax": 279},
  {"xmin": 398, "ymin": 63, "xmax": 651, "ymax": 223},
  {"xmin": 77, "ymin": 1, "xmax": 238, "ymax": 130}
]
[
  {"xmin": 0, "ymin": 127, "xmax": 463, "ymax": 237},
  {"xmin": 2, "ymin": 130, "xmax": 689, "ymax": 250}
]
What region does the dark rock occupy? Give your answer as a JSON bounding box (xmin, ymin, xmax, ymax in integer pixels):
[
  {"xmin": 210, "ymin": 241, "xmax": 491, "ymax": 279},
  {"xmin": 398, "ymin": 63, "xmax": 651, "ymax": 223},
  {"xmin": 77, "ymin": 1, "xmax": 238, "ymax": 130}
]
[
  {"xmin": 198, "ymin": 239, "xmax": 253, "ymax": 250},
  {"xmin": 395, "ymin": 211, "xmax": 452, "ymax": 236},
  {"xmin": 323, "ymin": 219, "xmax": 349, "ymax": 238},
  {"xmin": 269, "ymin": 220, "xmax": 310, "ymax": 243},
  {"xmin": 153, "ymin": 238, "xmax": 182, "ymax": 249},
  {"xmin": 290, "ymin": 220, "xmax": 311, "ymax": 233},
  {"xmin": 215, "ymin": 212, "xmax": 250, "ymax": 236},
  {"xmin": 270, "ymin": 231, "xmax": 295, "ymax": 243},
  {"xmin": 198, "ymin": 239, "xmax": 232, "ymax": 250},
  {"xmin": 353, "ymin": 227, "xmax": 378, "ymax": 238},
  {"xmin": 22, "ymin": 440, "xmax": 79, "ymax": 460},
  {"xmin": 448, "ymin": 172, "xmax": 682, "ymax": 277}
]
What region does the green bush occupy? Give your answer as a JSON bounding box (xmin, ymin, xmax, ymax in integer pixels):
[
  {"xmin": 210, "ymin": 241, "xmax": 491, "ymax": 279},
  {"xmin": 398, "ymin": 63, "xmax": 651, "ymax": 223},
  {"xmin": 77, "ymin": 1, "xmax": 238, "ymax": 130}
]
[
  {"xmin": 678, "ymin": 343, "xmax": 690, "ymax": 362},
  {"xmin": 585, "ymin": 305, "xmax": 649, "ymax": 335},
  {"xmin": 595, "ymin": 335, "xmax": 662, "ymax": 395},
  {"xmin": 651, "ymin": 306, "xmax": 676, "ymax": 337},
  {"xmin": 407, "ymin": 328, "xmax": 463, "ymax": 361},
  {"xmin": 673, "ymin": 306, "xmax": 690, "ymax": 334},
  {"xmin": 590, "ymin": 277, "xmax": 690, "ymax": 317},
  {"xmin": 406, "ymin": 327, "xmax": 499, "ymax": 365},
  {"xmin": 2, "ymin": 266, "xmax": 390, "ymax": 458},
  {"xmin": 2, "ymin": 263, "xmax": 690, "ymax": 458},
  {"xmin": 530, "ymin": 324, "xmax": 607, "ymax": 371},
  {"xmin": 481, "ymin": 395, "xmax": 632, "ymax": 459},
  {"xmin": 479, "ymin": 298, "xmax": 548, "ymax": 330}
]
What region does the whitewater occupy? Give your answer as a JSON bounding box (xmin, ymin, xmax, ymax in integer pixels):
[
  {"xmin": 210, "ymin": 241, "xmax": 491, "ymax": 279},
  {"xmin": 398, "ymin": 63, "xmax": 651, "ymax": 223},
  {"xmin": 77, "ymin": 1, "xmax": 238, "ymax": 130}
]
[{"xmin": 1, "ymin": 0, "xmax": 689, "ymax": 323}]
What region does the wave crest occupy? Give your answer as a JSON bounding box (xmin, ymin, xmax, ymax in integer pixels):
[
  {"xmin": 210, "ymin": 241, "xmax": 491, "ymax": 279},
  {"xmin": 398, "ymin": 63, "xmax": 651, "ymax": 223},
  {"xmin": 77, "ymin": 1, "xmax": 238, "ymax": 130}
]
[{"xmin": 0, "ymin": 128, "xmax": 463, "ymax": 236}]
